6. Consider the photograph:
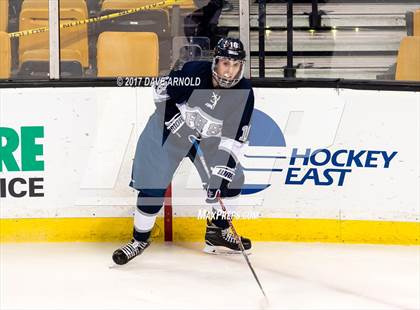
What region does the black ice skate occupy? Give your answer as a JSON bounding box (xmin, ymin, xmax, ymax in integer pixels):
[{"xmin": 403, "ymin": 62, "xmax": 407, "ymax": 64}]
[
  {"xmin": 112, "ymin": 239, "xmax": 150, "ymax": 265},
  {"xmin": 203, "ymin": 221, "xmax": 252, "ymax": 255}
]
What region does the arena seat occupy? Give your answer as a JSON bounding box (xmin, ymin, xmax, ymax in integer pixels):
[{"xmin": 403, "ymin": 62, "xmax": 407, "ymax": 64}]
[
  {"xmin": 97, "ymin": 32, "xmax": 159, "ymax": 77},
  {"xmin": 97, "ymin": 0, "xmax": 172, "ymax": 70},
  {"xmin": 0, "ymin": 31, "xmax": 11, "ymax": 79},
  {"xmin": 99, "ymin": 0, "xmax": 170, "ymax": 38},
  {"xmin": 172, "ymin": 0, "xmax": 196, "ymax": 10},
  {"xmin": 19, "ymin": 0, "xmax": 89, "ymax": 68},
  {"xmin": 0, "ymin": 0, "xmax": 8, "ymax": 32},
  {"xmin": 21, "ymin": 0, "xmax": 88, "ymax": 17},
  {"xmin": 414, "ymin": 9, "xmax": 420, "ymax": 37},
  {"xmin": 97, "ymin": 9, "xmax": 169, "ymax": 39},
  {"xmin": 395, "ymin": 36, "xmax": 420, "ymax": 81},
  {"xmin": 18, "ymin": 49, "xmax": 84, "ymax": 78}
]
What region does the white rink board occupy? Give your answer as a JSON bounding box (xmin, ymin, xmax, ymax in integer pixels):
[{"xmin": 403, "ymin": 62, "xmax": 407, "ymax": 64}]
[{"xmin": 0, "ymin": 87, "xmax": 419, "ymax": 222}]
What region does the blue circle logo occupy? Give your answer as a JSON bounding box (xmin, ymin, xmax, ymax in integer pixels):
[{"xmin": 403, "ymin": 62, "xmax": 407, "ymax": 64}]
[{"xmin": 242, "ymin": 109, "xmax": 286, "ymax": 195}]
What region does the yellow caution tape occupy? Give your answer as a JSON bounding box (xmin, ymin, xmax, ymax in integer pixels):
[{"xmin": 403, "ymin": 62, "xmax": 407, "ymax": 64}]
[{"xmin": 8, "ymin": 0, "xmax": 180, "ymax": 38}]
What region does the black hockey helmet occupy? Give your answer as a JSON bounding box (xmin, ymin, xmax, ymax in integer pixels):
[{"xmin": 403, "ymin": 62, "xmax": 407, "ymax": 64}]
[
  {"xmin": 212, "ymin": 37, "xmax": 246, "ymax": 88},
  {"xmin": 214, "ymin": 37, "xmax": 246, "ymax": 60}
]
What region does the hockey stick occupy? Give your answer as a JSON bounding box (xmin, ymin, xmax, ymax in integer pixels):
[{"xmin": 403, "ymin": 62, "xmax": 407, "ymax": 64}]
[{"xmin": 189, "ymin": 136, "xmax": 268, "ymax": 300}]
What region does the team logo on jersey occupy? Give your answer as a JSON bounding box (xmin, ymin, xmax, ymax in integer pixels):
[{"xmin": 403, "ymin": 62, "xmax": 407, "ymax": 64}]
[
  {"xmin": 181, "ymin": 105, "xmax": 223, "ymax": 137},
  {"xmin": 205, "ymin": 92, "xmax": 221, "ymax": 110}
]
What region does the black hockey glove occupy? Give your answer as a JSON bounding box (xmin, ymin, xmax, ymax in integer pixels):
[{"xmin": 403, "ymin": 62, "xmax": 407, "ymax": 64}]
[
  {"xmin": 165, "ymin": 112, "xmax": 199, "ymax": 141},
  {"xmin": 206, "ymin": 150, "xmax": 237, "ymax": 203}
]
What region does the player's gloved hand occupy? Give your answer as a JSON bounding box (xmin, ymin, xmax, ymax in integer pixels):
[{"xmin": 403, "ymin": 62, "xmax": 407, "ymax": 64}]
[
  {"xmin": 165, "ymin": 112, "xmax": 199, "ymax": 141},
  {"xmin": 206, "ymin": 165, "xmax": 235, "ymax": 203}
]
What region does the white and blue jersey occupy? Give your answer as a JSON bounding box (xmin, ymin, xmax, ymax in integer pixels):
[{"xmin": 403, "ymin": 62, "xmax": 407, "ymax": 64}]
[{"xmin": 130, "ymin": 61, "xmax": 254, "ymax": 193}]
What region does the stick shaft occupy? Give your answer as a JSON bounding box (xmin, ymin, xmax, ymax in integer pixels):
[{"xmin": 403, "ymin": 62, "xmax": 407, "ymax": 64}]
[
  {"xmin": 192, "ymin": 139, "xmax": 267, "ymax": 298},
  {"xmin": 216, "ymin": 196, "xmax": 267, "ymax": 298}
]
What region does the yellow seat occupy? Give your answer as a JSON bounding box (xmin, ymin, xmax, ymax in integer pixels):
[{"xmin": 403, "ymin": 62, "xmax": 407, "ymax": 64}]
[
  {"xmin": 19, "ymin": 0, "xmax": 89, "ymax": 67},
  {"xmin": 21, "ymin": 0, "xmax": 88, "ymax": 17},
  {"xmin": 18, "ymin": 49, "xmax": 84, "ymax": 78},
  {"xmin": 0, "ymin": 0, "xmax": 8, "ymax": 32},
  {"xmin": 100, "ymin": 0, "xmax": 170, "ymax": 34},
  {"xmin": 414, "ymin": 9, "xmax": 420, "ymax": 37},
  {"xmin": 395, "ymin": 36, "xmax": 420, "ymax": 81},
  {"xmin": 101, "ymin": 0, "xmax": 196, "ymax": 11},
  {"xmin": 97, "ymin": 32, "xmax": 159, "ymax": 77},
  {"xmin": 98, "ymin": 1, "xmax": 172, "ymax": 71},
  {"xmin": 21, "ymin": 49, "xmax": 83, "ymax": 64},
  {"xmin": 0, "ymin": 31, "xmax": 11, "ymax": 79}
]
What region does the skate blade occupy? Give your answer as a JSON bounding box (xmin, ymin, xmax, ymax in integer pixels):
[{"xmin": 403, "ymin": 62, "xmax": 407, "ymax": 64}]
[
  {"xmin": 108, "ymin": 262, "xmax": 129, "ymax": 269},
  {"xmin": 203, "ymin": 244, "xmax": 251, "ymax": 255}
]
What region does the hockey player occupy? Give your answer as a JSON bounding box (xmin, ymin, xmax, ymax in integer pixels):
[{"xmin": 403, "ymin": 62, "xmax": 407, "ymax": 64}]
[{"xmin": 112, "ymin": 37, "xmax": 254, "ymax": 265}]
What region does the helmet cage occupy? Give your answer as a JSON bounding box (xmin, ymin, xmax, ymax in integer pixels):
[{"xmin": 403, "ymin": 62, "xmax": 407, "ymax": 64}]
[{"xmin": 211, "ymin": 56, "xmax": 245, "ymax": 88}]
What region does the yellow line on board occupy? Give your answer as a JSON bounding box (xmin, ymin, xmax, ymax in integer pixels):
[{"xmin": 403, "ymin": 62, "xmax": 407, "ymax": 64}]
[
  {"xmin": 1, "ymin": 217, "xmax": 419, "ymax": 245},
  {"xmin": 174, "ymin": 218, "xmax": 420, "ymax": 244},
  {"xmin": 0, "ymin": 218, "xmax": 164, "ymax": 242}
]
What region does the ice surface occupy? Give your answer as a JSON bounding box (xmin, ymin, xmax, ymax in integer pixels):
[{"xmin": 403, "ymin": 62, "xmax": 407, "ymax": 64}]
[{"xmin": 1, "ymin": 242, "xmax": 419, "ymax": 310}]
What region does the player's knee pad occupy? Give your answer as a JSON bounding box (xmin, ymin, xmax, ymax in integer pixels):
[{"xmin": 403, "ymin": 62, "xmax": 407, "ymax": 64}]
[{"xmin": 137, "ymin": 189, "xmax": 166, "ymax": 215}]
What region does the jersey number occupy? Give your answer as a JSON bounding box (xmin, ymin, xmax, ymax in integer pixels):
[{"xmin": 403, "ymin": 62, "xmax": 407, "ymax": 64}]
[{"xmin": 239, "ymin": 125, "xmax": 250, "ymax": 142}]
